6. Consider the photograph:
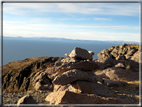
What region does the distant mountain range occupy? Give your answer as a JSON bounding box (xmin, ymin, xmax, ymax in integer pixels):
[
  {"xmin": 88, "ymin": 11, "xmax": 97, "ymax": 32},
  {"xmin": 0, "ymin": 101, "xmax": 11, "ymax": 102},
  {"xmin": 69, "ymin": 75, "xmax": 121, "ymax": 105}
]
[{"xmin": 3, "ymin": 36, "xmax": 140, "ymax": 44}]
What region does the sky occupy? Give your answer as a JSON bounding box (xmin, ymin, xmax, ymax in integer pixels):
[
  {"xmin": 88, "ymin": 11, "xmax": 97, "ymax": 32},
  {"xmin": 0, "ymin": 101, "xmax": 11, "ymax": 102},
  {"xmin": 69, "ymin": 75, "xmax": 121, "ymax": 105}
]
[{"xmin": 3, "ymin": 2, "xmax": 140, "ymax": 42}]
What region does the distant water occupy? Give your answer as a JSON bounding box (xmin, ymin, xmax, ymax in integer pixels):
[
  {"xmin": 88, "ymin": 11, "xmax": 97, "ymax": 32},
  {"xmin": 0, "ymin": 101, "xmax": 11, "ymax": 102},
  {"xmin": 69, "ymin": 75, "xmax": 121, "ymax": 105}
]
[{"xmin": 3, "ymin": 38, "xmax": 122, "ymax": 65}]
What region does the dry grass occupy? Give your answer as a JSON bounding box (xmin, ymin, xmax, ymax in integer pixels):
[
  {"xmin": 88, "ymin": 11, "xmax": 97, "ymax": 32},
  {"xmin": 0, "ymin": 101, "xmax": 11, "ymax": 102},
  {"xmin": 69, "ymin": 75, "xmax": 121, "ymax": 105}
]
[
  {"xmin": 128, "ymin": 44, "xmax": 140, "ymax": 49},
  {"xmin": 3, "ymin": 88, "xmax": 20, "ymax": 93},
  {"xmin": 108, "ymin": 79, "xmax": 140, "ymax": 104},
  {"xmin": 125, "ymin": 64, "xmax": 130, "ymax": 70}
]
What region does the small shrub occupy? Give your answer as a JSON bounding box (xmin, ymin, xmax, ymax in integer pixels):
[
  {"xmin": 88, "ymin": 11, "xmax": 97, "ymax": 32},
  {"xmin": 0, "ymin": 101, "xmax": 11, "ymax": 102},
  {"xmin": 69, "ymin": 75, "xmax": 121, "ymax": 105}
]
[
  {"xmin": 126, "ymin": 64, "xmax": 131, "ymax": 70},
  {"xmin": 125, "ymin": 60, "xmax": 131, "ymax": 70}
]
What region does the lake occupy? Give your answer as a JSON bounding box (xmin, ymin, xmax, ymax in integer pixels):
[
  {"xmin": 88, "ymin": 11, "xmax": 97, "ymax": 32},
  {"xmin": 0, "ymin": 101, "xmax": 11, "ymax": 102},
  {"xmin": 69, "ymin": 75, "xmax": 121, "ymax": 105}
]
[{"xmin": 3, "ymin": 38, "xmax": 123, "ymax": 65}]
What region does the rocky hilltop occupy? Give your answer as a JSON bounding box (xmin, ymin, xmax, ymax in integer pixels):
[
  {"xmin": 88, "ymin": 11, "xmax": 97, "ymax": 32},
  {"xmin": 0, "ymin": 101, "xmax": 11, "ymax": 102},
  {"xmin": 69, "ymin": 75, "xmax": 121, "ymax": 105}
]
[
  {"xmin": 2, "ymin": 57, "xmax": 63, "ymax": 92},
  {"xmin": 2, "ymin": 43, "xmax": 141, "ymax": 105}
]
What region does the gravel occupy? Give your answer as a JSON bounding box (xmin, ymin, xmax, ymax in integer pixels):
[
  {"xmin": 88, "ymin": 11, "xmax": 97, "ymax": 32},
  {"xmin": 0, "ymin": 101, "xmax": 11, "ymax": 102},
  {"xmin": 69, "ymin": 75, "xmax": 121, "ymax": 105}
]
[{"xmin": 2, "ymin": 90, "xmax": 51, "ymax": 105}]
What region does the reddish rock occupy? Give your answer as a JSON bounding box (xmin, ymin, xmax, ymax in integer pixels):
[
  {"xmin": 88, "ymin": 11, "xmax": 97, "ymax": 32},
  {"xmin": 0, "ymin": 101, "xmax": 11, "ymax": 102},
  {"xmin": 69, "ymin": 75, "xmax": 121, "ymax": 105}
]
[
  {"xmin": 45, "ymin": 90, "xmax": 125, "ymax": 104},
  {"xmin": 52, "ymin": 69, "xmax": 99, "ymax": 85},
  {"xmin": 95, "ymin": 67, "xmax": 139, "ymax": 81},
  {"xmin": 55, "ymin": 60, "xmax": 100, "ymax": 74},
  {"xmin": 71, "ymin": 80, "xmax": 112, "ymax": 97}
]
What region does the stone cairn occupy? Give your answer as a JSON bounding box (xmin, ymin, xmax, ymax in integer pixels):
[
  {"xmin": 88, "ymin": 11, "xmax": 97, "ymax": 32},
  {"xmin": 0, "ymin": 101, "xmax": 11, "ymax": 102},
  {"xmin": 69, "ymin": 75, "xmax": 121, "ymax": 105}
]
[
  {"xmin": 17, "ymin": 47, "xmax": 125, "ymax": 105},
  {"xmin": 44, "ymin": 47, "xmax": 124, "ymax": 104}
]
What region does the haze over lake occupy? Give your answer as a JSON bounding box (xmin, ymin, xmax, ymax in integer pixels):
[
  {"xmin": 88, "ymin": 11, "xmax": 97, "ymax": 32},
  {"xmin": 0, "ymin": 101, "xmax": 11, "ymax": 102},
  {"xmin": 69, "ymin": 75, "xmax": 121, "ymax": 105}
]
[{"xmin": 3, "ymin": 37, "xmax": 138, "ymax": 66}]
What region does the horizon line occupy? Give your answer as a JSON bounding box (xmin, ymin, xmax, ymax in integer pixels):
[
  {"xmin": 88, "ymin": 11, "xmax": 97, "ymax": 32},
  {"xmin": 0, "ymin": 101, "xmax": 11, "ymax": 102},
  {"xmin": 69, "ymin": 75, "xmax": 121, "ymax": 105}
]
[{"xmin": 2, "ymin": 36, "xmax": 140, "ymax": 44}]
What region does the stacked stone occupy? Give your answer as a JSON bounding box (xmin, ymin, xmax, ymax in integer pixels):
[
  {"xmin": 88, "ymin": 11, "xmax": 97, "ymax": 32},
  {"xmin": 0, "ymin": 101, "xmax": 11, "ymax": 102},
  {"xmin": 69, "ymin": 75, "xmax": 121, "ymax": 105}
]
[
  {"xmin": 97, "ymin": 43, "xmax": 138, "ymax": 60},
  {"xmin": 45, "ymin": 47, "xmax": 114, "ymax": 104},
  {"xmin": 16, "ymin": 47, "xmax": 126, "ymax": 105}
]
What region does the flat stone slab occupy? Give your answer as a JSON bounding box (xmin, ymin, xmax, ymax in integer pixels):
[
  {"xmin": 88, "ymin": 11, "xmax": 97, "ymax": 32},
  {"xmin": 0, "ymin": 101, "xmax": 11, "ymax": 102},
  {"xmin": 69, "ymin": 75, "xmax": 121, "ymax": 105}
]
[
  {"xmin": 45, "ymin": 90, "xmax": 125, "ymax": 104},
  {"xmin": 52, "ymin": 69, "xmax": 99, "ymax": 85},
  {"xmin": 55, "ymin": 60, "xmax": 100, "ymax": 74}
]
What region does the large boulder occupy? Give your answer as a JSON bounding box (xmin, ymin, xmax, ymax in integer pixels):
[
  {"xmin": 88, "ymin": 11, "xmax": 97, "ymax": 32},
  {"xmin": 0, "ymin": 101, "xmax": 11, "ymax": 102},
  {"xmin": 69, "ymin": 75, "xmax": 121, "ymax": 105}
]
[
  {"xmin": 52, "ymin": 69, "xmax": 99, "ymax": 85},
  {"xmin": 95, "ymin": 67, "xmax": 139, "ymax": 81},
  {"xmin": 45, "ymin": 90, "xmax": 125, "ymax": 104},
  {"xmin": 65, "ymin": 47, "xmax": 93, "ymax": 60},
  {"xmin": 55, "ymin": 59, "xmax": 100, "ymax": 74},
  {"xmin": 17, "ymin": 94, "xmax": 38, "ymax": 105},
  {"xmin": 71, "ymin": 80, "xmax": 112, "ymax": 97}
]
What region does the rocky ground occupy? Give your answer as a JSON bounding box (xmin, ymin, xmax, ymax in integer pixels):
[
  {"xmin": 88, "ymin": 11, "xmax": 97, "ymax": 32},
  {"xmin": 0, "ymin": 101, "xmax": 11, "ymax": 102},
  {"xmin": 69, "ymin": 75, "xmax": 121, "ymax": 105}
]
[
  {"xmin": 2, "ymin": 43, "xmax": 141, "ymax": 106},
  {"xmin": 2, "ymin": 80, "xmax": 140, "ymax": 105}
]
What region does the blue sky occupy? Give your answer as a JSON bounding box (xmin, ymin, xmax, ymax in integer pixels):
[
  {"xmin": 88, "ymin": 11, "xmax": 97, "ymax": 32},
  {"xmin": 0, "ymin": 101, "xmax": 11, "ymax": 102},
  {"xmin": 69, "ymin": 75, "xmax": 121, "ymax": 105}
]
[{"xmin": 3, "ymin": 2, "xmax": 140, "ymax": 42}]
